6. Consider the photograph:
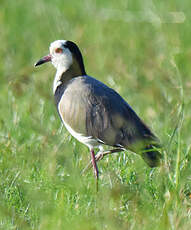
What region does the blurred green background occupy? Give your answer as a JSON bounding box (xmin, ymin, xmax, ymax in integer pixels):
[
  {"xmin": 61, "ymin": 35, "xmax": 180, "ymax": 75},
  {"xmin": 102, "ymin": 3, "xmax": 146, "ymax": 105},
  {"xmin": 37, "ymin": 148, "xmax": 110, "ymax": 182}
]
[{"xmin": 1, "ymin": 0, "xmax": 191, "ymax": 229}]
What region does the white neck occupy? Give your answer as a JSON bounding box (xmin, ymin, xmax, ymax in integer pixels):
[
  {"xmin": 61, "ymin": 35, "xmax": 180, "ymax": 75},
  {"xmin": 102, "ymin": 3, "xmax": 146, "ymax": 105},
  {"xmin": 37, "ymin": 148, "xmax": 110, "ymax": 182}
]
[
  {"xmin": 53, "ymin": 63, "xmax": 69, "ymax": 93},
  {"xmin": 53, "ymin": 71, "xmax": 61, "ymax": 94},
  {"xmin": 52, "ymin": 50, "xmax": 73, "ymax": 94}
]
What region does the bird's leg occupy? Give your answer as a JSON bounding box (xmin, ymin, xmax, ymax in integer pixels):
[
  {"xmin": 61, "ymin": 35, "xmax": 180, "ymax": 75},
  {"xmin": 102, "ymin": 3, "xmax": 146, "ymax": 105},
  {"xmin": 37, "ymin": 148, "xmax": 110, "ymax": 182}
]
[
  {"xmin": 91, "ymin": 149, "xmax": 99, "ymax": 179},
  {"xmin": 90, "ymin": 149, "xmax": 99, "ymax": 191},
  {"xmin": 82, "ymin": 148, "xmax": 124, "ymax": 175}
]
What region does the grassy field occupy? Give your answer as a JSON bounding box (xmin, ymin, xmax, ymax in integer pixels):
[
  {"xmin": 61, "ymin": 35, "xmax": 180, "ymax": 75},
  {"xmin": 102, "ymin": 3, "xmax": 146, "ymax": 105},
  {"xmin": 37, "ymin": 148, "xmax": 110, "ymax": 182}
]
[{"xmin": 1, "ymin": 0, "xmax": 191, "ymax": 229}]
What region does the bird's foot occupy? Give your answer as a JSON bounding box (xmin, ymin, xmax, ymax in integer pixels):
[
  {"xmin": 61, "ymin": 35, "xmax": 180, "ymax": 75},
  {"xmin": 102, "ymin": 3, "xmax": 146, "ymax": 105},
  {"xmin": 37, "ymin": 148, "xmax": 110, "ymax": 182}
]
[
  {"xmin": 81, "ymin": 148, "xmax": 124, "ymax": 175},
  {"xmin": 95, "ymin": 152, "xmax": 104, "ymax": 161}
]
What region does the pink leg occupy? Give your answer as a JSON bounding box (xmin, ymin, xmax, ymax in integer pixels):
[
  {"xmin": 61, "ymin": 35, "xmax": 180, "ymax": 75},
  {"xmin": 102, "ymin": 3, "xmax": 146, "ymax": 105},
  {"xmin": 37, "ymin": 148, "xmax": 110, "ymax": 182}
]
[
  {"xmin": 90, "ymin": 149, "xmax": 99, "ymax": 180},
  {"xmin": 81, "ymin": 148, "xmax": 123, "ymax": 175}
]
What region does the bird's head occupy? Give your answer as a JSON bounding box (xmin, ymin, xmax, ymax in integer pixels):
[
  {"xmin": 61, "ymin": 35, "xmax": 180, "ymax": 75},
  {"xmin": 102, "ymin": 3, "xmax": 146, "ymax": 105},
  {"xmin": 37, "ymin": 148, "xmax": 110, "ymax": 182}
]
[{"xmin": 35, "ymin": 40, "xmax": 86, "ymax": 75}]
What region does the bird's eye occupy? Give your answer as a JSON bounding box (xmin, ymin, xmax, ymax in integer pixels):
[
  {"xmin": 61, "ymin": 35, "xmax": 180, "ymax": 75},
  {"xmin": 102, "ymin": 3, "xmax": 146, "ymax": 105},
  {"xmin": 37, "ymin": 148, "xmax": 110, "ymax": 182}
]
[{"xmin": 55, "ymin": 48, "xmax": 63, "ymax": 53}]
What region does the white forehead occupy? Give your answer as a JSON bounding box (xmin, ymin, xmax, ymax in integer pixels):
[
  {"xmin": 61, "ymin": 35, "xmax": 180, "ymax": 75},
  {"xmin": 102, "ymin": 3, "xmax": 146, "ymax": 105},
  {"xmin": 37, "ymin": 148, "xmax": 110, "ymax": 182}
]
[{"xmin": 49, "ymin": 40, "xmax": 67, "ymax": 53}]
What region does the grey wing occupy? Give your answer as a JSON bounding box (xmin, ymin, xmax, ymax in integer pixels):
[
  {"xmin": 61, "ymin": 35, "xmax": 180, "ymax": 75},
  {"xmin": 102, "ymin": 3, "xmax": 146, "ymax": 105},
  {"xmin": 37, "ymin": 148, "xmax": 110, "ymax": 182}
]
[{"xmin": 85, "ymin": 81, "xmax": 157, "ymax": 151}]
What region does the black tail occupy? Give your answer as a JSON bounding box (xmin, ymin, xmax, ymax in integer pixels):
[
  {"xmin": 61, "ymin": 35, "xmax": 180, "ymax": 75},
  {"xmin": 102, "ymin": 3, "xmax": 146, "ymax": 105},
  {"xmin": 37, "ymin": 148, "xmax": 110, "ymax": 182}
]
[{"xmin": 141, "ymin": 144, "xmax": 162, "ymax": 167}]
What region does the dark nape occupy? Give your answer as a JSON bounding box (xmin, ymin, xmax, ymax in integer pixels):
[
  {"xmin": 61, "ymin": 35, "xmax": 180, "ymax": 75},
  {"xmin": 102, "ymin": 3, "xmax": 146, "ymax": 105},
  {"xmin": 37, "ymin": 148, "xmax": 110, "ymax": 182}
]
[{"xmin": 65, "ymin": 41, "xmax": 86, "ymax": 75}]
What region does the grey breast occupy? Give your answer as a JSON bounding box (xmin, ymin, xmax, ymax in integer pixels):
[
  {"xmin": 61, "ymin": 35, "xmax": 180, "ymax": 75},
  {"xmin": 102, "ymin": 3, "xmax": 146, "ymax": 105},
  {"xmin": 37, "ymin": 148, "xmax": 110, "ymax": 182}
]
[{"xmin": 56, "ymin": 75, "xmax": 156, "ymax": 151}]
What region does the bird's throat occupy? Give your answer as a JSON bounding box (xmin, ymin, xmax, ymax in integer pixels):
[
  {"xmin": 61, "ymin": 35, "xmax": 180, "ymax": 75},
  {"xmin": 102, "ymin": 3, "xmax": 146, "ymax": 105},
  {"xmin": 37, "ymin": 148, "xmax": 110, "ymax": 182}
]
[{"xmin": 53, "ymin": 59, "xmax": 85, "ymax": 94}]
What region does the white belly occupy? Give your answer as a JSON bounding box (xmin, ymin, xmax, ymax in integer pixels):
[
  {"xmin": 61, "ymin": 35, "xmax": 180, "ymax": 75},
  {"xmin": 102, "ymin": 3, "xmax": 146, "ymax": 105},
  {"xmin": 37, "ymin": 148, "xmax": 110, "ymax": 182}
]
[
  {"xmin": 63, "ymin": 120, "xmax": 101, "ymax": 150},
  {"xmin": 57, "ymin": 92, "xmax": 103, "ymax": 150}
]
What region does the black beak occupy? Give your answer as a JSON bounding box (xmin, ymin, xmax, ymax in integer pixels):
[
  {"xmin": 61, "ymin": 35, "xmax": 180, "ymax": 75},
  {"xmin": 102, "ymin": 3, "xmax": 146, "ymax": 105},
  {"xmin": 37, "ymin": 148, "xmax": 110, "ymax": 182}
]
[{"xmin": 34, "ymin": 54, "xmax": 51, "ymax": 67}]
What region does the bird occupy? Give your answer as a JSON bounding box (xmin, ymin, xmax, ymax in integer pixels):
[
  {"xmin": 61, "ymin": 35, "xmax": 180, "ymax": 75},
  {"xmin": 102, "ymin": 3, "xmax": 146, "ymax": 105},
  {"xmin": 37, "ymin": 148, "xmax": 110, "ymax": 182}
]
[{"xmin": 35, "ymin": 40, "xmax": 162, "ymax": 186}]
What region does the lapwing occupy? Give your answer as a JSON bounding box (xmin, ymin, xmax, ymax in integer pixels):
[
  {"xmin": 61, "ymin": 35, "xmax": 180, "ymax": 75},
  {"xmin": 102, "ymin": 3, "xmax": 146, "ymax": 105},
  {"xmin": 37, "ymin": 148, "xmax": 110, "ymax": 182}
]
[{"xmin": 35, "ymin": 40, "xmax": 162, "ymax": 185}]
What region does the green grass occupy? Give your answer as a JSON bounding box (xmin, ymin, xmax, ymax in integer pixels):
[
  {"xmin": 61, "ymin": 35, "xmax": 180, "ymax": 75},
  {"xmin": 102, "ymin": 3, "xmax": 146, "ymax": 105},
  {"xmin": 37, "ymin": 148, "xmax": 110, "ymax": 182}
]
[{"xmin": 1, "ymin": 0, "xmax": 191, "ymax": 229}]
